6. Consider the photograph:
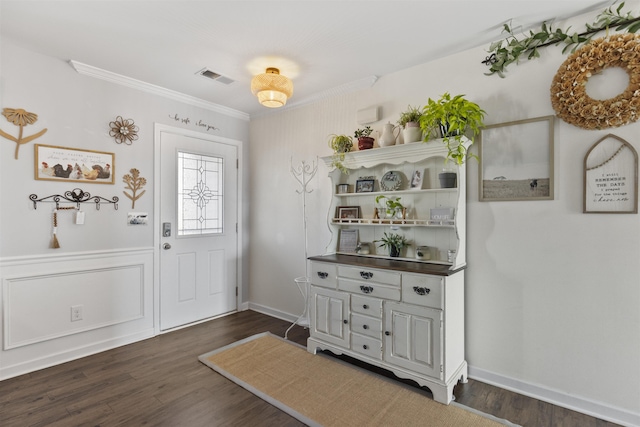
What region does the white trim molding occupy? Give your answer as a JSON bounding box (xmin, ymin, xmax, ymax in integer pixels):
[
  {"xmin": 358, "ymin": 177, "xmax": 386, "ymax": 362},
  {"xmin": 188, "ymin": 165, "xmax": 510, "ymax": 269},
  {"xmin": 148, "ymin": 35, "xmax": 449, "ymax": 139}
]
[
  {"xmin": 468, "ymin": 365, "xmax": 639, "ymax": 427},
  {"xmin": 69, "ymin": 60, "xmax": 250, "ymax": 121}
]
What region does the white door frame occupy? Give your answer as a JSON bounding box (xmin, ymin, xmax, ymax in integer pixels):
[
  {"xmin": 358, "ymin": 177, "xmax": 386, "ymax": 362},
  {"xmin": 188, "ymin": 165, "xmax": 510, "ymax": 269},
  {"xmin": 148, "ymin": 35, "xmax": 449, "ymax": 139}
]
[{"xmin": 153, "ymin": 123, "xmax": 244, "ymax": 334}]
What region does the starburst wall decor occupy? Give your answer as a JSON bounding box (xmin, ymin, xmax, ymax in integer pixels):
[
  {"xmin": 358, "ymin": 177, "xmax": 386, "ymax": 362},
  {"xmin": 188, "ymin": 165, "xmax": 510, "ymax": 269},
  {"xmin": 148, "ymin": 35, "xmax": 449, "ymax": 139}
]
[{"xmin": 109, "ymin": 116, "xmax": 139, "ymax": 145}]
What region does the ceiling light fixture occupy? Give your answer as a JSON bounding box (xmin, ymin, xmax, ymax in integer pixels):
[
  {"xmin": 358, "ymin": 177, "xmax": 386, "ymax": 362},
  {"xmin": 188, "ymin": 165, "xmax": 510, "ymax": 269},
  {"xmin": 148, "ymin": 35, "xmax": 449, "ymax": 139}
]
[{"xmin": 250, "ymin": 67, "xmax": 293, "ymax": 108}]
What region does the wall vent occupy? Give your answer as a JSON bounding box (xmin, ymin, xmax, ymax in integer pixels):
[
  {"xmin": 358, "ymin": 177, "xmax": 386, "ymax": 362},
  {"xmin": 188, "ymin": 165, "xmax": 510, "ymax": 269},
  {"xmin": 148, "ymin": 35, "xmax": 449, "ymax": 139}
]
[{"xmin": 196, "ymin": 68, "xmax": 234, "ymax": 85}]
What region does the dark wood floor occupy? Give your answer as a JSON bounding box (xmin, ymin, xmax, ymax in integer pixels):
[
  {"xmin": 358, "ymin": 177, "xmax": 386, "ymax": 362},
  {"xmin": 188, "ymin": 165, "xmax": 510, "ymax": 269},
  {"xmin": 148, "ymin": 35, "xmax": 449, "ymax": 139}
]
[{"xmin": 0, "ymin": 310, "xmax": 620, "ymax": 427}]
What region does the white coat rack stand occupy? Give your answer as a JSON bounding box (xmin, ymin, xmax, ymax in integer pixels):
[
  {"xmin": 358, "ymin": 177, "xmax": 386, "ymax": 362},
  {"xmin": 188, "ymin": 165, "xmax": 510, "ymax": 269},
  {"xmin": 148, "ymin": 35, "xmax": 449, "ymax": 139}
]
[{"xmin": 285, "ymin": 157, "xmax": 317, "ymax": 339}]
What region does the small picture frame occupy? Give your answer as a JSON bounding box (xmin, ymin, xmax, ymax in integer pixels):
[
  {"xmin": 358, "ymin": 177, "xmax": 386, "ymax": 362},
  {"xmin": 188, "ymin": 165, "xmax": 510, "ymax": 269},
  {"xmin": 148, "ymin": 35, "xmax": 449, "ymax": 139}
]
[
  {"xmin": 356, "ymin": 179, "xmax": 375, "ymax": 193},
  {"xmin": 127, "ymin": 212, "xmax": 148, "ymax": 225},
  {"xmin": 336, "ymin": 206, "xmax": 361, "ymax": 219},
  {"xmin": 410, "ymin": 169, "xmax": 424, "ymax": 189},
  {"xmin": 338, "ymin": 229, "xmax": 359, "ymax": 253}
]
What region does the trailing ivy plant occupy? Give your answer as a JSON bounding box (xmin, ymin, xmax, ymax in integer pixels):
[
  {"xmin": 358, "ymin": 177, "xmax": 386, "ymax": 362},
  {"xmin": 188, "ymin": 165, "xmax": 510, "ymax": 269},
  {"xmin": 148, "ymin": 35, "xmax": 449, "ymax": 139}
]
[{"xmin": 483, "ymin": 1, "xmax": 640, "ymax": 77}]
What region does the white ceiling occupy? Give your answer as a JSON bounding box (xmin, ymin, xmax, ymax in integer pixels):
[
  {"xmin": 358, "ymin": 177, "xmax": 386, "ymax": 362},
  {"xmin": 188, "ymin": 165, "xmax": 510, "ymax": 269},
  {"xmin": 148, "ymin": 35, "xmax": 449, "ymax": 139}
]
[{"xmin": 1, "ymin": 1, "xmax": 611, "ymax": 117}]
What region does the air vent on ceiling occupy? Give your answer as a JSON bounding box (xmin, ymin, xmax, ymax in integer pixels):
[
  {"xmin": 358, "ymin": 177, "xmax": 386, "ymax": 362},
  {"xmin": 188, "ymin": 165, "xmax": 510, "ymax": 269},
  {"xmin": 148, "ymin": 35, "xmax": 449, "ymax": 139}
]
[{"xmin": 196, "ymin": 68, "xmax": 235, "ymax": 85}]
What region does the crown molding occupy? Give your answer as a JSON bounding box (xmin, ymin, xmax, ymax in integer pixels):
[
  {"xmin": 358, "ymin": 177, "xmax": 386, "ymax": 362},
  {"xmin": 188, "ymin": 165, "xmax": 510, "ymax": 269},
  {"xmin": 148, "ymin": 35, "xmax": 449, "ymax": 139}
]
[{"xmin": 68, "ymin": 60, "xmax": 250, "ymax": 121}]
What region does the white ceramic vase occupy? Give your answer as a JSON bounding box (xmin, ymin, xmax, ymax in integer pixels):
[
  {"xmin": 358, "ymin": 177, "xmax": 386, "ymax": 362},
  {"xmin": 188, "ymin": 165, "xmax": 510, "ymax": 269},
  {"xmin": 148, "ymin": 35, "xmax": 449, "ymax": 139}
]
[{"xmin": 403, "ymin": 123, "xmax": 423, "ymax": 143}]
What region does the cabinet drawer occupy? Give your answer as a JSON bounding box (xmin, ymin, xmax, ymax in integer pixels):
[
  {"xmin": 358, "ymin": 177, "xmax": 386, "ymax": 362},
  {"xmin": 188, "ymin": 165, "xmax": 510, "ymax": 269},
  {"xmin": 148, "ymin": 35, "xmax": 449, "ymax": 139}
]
[
  {"xmin": 402, "ymin": 273, "xmax": 444, "ymax": 309},
  {"xmin": 339, "ymin": 278, "xmax": 401, "ymax": 301},
  {"xmin": 351, "ymin": 334, "xmax": 382, "ymax": 360},
  {"xmin": 311, "ymin": 262, "xmax": 337, "ymax": 288},
  {"xmin": 351, "ymin": 294, "xmax": 382, "ymax": 317},
  {"xmin": 338, "ymin": 265, "xmax": 400, "ymax": 286},
  {"xmin": 351, "ymin": 313, "xmax": 382, "ymax": 339}
]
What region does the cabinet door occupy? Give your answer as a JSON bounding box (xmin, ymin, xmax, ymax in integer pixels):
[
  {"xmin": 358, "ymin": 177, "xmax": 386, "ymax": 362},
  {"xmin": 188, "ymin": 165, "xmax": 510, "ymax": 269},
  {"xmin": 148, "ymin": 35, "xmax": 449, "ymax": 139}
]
[
  {"xmin": 309, "ymin": 286, "xmax": 349, "ymax": 348},
  {"xmin": 384, "ymin": 302, "xmax": 443, "ymax": 379}
]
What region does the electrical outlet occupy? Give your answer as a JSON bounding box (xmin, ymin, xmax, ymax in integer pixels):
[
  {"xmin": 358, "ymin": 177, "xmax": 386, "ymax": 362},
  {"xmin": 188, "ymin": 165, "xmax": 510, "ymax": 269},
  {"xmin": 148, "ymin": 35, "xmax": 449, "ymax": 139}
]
[{"xmin": 71, "ymin": 305, "xmax": 83, "ymax": 322}]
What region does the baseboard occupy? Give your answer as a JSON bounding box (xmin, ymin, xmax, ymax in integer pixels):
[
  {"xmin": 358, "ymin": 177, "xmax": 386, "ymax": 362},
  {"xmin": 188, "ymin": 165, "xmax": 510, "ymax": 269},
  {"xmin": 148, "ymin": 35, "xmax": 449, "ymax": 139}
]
[
  {"xmin": 468, "ymin": 365, "xmax": 639, "ymax": 427},
  {"xmin": 248, "ymin": 302, "xmax": 298, "ymax": 324},
  {"xmin": 0, "ymin": 328, "xmax": 155, "ymax": 381}
]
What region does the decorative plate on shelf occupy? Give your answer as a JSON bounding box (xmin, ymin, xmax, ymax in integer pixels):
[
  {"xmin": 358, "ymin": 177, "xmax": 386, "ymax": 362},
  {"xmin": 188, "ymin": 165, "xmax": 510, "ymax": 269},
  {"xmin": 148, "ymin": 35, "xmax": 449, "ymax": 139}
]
[{"xmin": 380, "ymin": 171, "xmax": 402, "ymax": 191}]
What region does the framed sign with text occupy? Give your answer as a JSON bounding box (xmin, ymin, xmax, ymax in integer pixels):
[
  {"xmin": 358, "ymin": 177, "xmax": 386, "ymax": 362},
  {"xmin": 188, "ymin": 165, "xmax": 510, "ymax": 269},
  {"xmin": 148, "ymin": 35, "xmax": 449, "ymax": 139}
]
[{"xmin": 584, "ymin": 134, "xmax": 638, "ymax": 214}]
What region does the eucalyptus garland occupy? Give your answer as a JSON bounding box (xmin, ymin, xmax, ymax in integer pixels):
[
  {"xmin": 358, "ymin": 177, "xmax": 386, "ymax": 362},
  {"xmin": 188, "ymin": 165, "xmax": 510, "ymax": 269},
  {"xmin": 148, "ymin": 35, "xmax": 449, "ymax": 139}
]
[
  {"xmin": 550, "ymin": 34, "xmax": 640, "ymax": 130},
  {"xmin": 483, "ymin": 2, "xmax": 640, "ymax": 77}
]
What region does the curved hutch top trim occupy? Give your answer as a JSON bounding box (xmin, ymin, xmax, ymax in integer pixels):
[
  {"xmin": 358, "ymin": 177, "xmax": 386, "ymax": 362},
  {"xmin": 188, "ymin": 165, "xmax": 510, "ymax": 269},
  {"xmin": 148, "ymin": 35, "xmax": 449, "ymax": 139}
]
[{"xmin": 321, "ymin": 138, "xmax": 471, "ymax": 170}]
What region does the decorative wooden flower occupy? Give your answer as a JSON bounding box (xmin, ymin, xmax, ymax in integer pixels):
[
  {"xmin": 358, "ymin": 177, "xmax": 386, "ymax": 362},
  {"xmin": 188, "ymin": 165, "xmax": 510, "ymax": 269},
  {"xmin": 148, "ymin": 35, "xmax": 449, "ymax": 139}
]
[
  {"xmin": 0, "ymin": 108, "xmax": 48, "ymax": 159},
  {"xmin": 123, "ymin": 168, "xmax": 147, "ymax": 208},
  {"xmin": 109, "ymin": 116, "xmax": 139, "ymax": 144}
]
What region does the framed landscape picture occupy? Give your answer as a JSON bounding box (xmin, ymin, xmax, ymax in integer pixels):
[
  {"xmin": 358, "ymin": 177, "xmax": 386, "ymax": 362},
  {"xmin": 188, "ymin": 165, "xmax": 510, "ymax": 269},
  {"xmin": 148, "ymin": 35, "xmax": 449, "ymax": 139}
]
[
  {"xmin": 478, "ymin": 116, "xmax": 554, "ymax": 201},
  {"xmin": 35, "ymin": 144, "xmax": 115, "ymax": 184}
]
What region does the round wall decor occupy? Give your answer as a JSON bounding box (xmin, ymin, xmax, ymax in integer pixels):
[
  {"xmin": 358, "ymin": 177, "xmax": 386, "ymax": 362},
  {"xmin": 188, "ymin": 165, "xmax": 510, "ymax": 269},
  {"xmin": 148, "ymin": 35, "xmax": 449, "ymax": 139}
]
[
  {"xmin": 380, "ymin": 171, "xmax": 402, "ymax": 191},
  {"xmin": 109, "ymin": 116, "xmax": 139, "ymax": 144},
  {"xmin": 550, "ymin": 33, "xmax": 640, "ymax": 130}
]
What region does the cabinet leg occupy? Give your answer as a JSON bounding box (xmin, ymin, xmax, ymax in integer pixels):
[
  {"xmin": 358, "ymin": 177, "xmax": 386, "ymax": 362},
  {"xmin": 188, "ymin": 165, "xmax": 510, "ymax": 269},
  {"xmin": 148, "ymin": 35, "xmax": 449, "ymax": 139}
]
[{"xmin": 431, "ymin": 384, "xmax": 454, "ymax": 405}]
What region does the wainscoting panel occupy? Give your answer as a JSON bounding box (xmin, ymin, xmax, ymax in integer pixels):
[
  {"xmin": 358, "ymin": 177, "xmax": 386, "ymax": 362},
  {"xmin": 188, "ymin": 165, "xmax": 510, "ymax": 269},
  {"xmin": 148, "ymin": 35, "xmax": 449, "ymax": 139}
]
[
  {"xmin": 0, "ymin": 248, "xmax": 154, "ymax": 380},
  {"xmin": 4, "ymin": 265, "xmax": 144, "ymax": 349}
]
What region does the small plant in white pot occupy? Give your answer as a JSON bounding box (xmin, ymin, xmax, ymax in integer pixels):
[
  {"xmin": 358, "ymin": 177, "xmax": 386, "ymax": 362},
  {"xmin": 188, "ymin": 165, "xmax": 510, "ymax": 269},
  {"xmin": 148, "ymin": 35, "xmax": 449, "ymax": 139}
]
[{"xmin": 397, "ymin": 105, "xmax": 423, "ymax": 143}]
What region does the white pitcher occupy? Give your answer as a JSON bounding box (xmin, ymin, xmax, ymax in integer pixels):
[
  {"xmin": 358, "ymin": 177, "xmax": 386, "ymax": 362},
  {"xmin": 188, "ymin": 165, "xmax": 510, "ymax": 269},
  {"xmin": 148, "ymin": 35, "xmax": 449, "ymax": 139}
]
[{"xmin": 379, "ymin": 122, "xmax": 400, "ymax": 147}]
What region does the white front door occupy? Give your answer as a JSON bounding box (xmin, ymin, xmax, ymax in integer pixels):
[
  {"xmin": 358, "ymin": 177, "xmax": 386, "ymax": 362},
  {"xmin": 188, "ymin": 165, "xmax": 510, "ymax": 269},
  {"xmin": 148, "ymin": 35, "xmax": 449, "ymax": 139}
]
[{"xmin": 157, "ymin": 126, "xmax": 238, "ymax": 331}]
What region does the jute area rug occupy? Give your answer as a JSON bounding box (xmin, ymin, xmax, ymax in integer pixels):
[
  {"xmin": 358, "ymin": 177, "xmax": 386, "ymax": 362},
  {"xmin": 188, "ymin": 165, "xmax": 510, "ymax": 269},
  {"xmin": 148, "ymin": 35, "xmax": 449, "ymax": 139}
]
[{"xmin": 199, "ymin": 333, "xmax": 518, "ymax": 427}]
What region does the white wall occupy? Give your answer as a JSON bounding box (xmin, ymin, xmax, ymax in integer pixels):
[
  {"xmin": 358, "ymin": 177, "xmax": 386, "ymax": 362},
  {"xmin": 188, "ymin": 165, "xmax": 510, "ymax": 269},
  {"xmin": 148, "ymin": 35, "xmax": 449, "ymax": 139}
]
[
  {"xmin": 0, "ymin": 40, "xmax": 250, "ymax": 378},
  {"xmin": 248, "ymin": 7, "xmax": 640, "ymax": 426}
]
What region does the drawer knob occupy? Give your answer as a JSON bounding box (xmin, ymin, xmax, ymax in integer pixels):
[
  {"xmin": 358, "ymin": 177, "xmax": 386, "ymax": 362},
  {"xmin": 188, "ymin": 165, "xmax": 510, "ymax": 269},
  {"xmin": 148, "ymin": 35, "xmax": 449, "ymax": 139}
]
[
  {"xmin": 359, "ymin": 285, "xmax": 374, "ymax": 294},
  {"xmin": 360, "ymin": 271, "xmax": 373, "ymax": 280},
  {"xmin": 363, "ymin": 324, "xmax": 369, "ymax": 330},
  {"xmin": 363, "ymin": 345, "xmax": 368, "ymax": 350},
  {"xmin": 413, "ymin": 286, "xmax": 431, "ymax": 295},
  {"xmin": 385, "ymin": 331, "xmax": 390, "ymax": 336},
  {"xmin": 363, "ymin": 304, "xmax": 369, "ymax": 310},
  {"xmin": 317, "ymin": 271, "xmax": 328, "ymax": 279},
  {"xmin": 343, "ymin": 319, "xmax": 348, "ymax": 324}
]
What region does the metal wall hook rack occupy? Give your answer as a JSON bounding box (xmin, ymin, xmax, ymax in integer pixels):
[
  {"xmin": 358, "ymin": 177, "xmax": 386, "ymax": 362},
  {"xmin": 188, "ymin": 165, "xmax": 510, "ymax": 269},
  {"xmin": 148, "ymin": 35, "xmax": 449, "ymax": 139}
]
[{"xmin": 29, "ymin": 188, "xmax": 119, "ymax": 210}]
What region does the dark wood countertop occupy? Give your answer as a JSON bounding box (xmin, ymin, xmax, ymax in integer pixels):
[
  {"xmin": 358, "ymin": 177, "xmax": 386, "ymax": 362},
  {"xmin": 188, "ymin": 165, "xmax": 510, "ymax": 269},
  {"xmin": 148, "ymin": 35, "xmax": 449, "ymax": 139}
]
[{"xmin": 308, "ymin": 253, "xmax": 465, "ymax": 277}]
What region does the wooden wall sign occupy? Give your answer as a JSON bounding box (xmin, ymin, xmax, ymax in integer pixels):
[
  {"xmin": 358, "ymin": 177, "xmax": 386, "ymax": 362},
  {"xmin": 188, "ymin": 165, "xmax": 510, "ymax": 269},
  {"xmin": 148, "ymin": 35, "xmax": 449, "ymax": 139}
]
[{"xmin": 584, "ymin": 134, "xmax": 638, "ymax": 214}]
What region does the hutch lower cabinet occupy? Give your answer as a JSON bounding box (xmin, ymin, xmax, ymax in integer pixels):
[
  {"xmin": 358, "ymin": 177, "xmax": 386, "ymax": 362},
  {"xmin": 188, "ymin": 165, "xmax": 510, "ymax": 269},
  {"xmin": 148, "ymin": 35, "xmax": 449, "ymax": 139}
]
[{"xmin": 307, "ymin": 255, "xmax": 467, "ymax": 404}]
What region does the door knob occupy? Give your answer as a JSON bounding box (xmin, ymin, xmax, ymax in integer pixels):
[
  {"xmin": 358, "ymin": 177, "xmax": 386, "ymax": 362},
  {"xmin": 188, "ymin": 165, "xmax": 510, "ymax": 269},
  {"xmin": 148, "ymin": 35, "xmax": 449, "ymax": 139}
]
[{"xmin": 163, "ymin": 243, "xmax": 171, "ymax": 250}]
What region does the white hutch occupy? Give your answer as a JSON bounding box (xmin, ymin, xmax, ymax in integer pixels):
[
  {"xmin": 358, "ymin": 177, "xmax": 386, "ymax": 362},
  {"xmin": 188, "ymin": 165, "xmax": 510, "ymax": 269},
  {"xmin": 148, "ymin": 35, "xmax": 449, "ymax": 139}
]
[{"xmin": 307, "ymin": 139, "xmax": 468, "ymax": 404}]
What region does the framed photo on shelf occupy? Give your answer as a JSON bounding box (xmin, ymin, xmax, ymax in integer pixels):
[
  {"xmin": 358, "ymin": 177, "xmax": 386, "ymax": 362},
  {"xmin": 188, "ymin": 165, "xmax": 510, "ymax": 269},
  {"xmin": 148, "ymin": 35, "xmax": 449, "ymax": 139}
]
[
  {"xmin": 336, "ymin": 206, "xmax": 361, "ymax": 219},
  {"xmin": 355, "ymin": 179, "xmax": 375, "ymax": 193},
  {"xmin": 410, "ymin": 169, "xmax": 424, "ymax": 189},
  {"xmin": 478, "ymin": 115, "xmax": 554, "ymax": 201},
  {"xmin": 35, "ymin": 144, "xmax": 115, "ymax": 184},
  {"xmin": 338, "ymin": 229, "xmax": 359, "ymax": 253}
]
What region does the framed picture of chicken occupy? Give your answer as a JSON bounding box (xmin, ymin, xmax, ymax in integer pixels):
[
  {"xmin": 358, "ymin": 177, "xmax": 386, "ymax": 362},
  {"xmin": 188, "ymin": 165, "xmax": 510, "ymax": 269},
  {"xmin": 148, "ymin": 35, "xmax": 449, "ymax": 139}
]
[{"xmin": 35, "ymin": 144, "xmax": 115, "ymax": 184}]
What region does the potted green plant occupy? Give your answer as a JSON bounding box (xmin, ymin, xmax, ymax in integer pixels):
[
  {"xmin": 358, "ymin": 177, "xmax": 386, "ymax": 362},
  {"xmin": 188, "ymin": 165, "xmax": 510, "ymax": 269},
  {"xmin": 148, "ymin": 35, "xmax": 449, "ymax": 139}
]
[
  {"xmin": 419, "ymin": 93, "xmax": 486, "ymax": 165},
  {"xmin": 375, "ymin": 195, "xmax": 405, "ymax": 219},
  {"xmin": 374, "ymin": 232, "xmax": 411, "ymax": 258},
  {"xmin": 354, "ymin": 126, "xmax": 374, "ymax": 150},
  {"xmin": 328, "ymin": 134, "xmax": 353, "ymax": 174},
  {"xmin": 397, "ymin": 105, "xmax": 423, "ymax": 144}
]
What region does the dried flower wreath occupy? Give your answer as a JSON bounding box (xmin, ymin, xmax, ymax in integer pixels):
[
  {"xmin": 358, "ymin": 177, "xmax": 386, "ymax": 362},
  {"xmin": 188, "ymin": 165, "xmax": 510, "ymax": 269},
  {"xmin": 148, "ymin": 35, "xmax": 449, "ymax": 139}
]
[{"xmin": 550, "ymin": 33, "xmax": 640, "ymax": 130}]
